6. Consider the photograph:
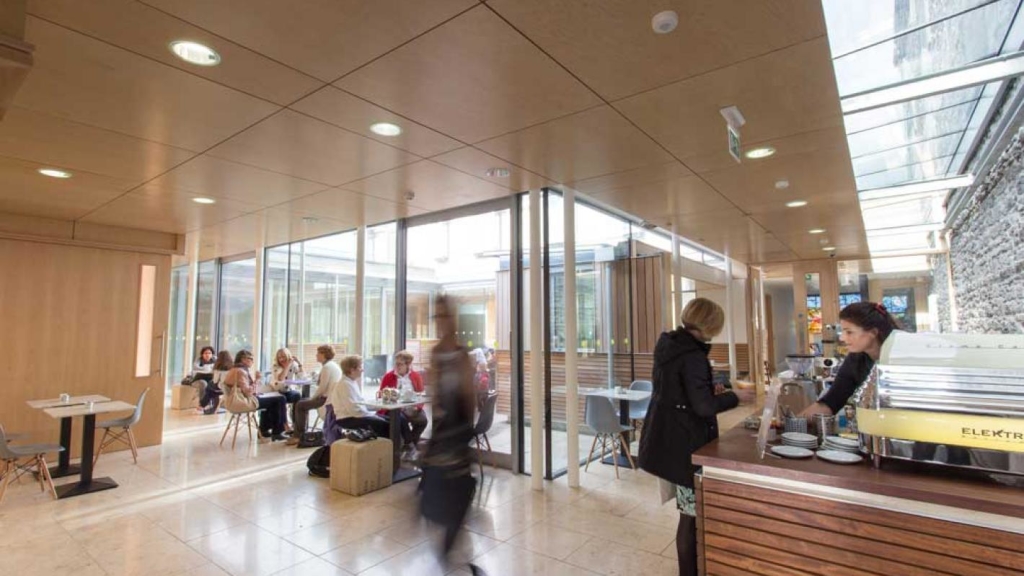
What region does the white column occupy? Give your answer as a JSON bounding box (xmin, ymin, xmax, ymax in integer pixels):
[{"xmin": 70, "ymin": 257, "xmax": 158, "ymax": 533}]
[
  {"xmin": 671, "ymin": 224, "xmax": 682, "ymax": 325},
  {"xmin": 725, "ymin": 255, "xmax": 737, "ymax": 383},
  {"xmin": 183, "ymin": 233, "xmax": 200, "ymax": 380},
  {"xmin": 252, "ymin": 222, "xmax": 266, "ymax": 368},
  {"xmin": 529, "ymin": 189, "xmax": 544, "ymax": 490},
  {"xmin": 355, "ymin": 226, "xmax": 366, "ymax": 358},
  {"xmin": 563, "ymin": 188, "xmax": 580, "ymax": 487}
]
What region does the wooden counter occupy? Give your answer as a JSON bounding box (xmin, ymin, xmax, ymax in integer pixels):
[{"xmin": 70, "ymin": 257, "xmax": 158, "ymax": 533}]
[{"xmin": 692, "ymin": 427, "xmax": 1024, "ymax": 575}]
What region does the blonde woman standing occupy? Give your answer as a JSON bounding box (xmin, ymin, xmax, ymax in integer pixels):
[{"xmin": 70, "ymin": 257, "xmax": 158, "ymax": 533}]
[{"xmin": 638, "ymin": 298, "xmax": 739, "ymax": 576}]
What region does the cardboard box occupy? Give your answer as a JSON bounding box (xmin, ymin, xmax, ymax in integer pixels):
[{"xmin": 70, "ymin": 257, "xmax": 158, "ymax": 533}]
[
  {"xmin": 330, "ymin": 438, "xmax": 393, "ymax": 496},
  {"xmin": 171, "ymin": 384, "xmax": 195, "ymax": 410}
]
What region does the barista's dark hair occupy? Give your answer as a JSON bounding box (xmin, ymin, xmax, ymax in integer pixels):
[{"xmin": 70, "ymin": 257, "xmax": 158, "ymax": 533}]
[{"xmin": 839, "ymin": 301, "xmax": 901, "ymax": 343}]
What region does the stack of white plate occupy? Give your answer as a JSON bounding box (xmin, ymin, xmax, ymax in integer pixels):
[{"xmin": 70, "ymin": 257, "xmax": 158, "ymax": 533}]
[
  {"xmin": 823, "ymin": 435, "xmax": 860, "ymax": 454},
  {"xmin": 816, "ymin": 449, "xmax": 863, "ymax": 465},
  {"xmin": 781, "ymin": 432, "xmax": 819, "ymax": 449}
]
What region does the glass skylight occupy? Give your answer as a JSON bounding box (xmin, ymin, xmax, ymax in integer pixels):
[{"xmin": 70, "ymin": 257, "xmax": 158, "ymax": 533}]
[{"xmin": 822, "ymin": 0, "xmax": 1023, "ymax": 272}]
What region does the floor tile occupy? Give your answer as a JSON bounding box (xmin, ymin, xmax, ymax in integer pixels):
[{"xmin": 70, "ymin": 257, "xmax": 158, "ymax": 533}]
[
  {"xmin": 321, "ymin": 533, "xmax": 408, "ymax": 573},
  {"xmin": 188, "ymin": 523, "xmax": 314, "ymax": 576},
  {"xmin": 507, "ymin": 522, "xmax": 592, "ymax": 560}
]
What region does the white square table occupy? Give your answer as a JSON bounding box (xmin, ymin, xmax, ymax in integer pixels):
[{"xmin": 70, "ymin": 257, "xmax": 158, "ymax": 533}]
[
  {"xmin": 284, "ymin": 378, "xmax": 315, "ymax": 399},
  {"xmin": 356, "ymin": 395, "xmax": 431, "ymax": 483},
  {"xmin": 42, "ymin": 400, "xmax": 135, "ymax": 499},
  {"xmin": 26, "ymin": 395, "xmax": 110, "ymax": 478}
]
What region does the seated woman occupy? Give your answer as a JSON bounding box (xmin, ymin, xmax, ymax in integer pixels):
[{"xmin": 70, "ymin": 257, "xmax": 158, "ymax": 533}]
[
  {"xmin": 379, "ymin": 350, "xmax": 428, "ymax": 460},
  {"xmin": 269, "ymin": 347, "xmax": 304, "ymax": 434},
  {"xmin": 191, "ymin": 346, "xmax": 216, "ymax": 413},
  {"xmin": 473, "ymin": 360, "xmax": 491, "ymax": 408},
  {"xmin": 328, "ymin": 355, "xmax": 389, "ymax": 442},
  {"xmin": 202, "ymin": 350, "xmax": 233, "ymax": 415},
  {"xmin": 221, "ymin": 350, "xmax": 288, "ymax": 441}
]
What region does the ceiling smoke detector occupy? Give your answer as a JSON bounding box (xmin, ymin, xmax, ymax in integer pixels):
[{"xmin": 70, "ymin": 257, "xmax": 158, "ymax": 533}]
[
  {"xmin": 405, "ymin": 191, "xmax": 416, "ymax": 202},
  {"xmin": 302, "ymin": 216, "xmax": 318, "ymax": 224},
  {"xmin": 775, "ymin": 179, "xmax": 790, "ymax": 190},
  {"xmin": 651, "ymin": 10, "xmax": 679, "ymax": 34},
  {"xmin": 639, "ymin": 220, "xmax": 656, "ymax": 230},
  {"xmin": 485, "ymin": 167, "xmax": 510, "ymax": 178}
]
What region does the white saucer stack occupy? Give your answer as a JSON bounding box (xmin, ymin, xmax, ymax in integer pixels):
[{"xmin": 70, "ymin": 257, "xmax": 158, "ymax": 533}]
[
  {"xmin": 822, "ymin": 435, "xmax": 860, "ymax": 454},
  {"xmin": 781, "ymin": 432, "xmax": 819, "ymax": 449}
]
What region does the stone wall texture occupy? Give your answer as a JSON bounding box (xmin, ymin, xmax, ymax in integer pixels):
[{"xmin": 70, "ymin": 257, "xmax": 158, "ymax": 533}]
[{"xmin": 944, "ymin": 128, "xmax": 1024, "ymax": 333}]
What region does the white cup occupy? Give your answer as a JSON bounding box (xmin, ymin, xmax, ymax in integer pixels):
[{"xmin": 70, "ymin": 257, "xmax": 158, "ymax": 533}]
[
  {"xmin": 59, "ymin": 393, "xmax": 71, "ymax": 403},
  {"xmin": 86, "ymin": 401, "xmax": 95, "ymax": 411}
]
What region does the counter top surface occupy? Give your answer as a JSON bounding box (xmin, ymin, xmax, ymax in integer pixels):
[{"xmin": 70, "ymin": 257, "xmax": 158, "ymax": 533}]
[{"xmin": 694, "ymin": 426, "xmax": 1024, "ymax": 519}]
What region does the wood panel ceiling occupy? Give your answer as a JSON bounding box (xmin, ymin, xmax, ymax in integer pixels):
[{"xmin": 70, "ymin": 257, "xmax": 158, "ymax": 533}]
[{"xmin": 0, "ymin": 0, "xmax": 866, "ymax": 264}]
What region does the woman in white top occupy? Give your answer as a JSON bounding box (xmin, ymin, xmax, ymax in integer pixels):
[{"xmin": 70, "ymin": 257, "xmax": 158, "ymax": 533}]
[
  {"xmin": 269, "ymin": 348, "xmax": 304, "ymax": 433},
  {"xmin": 326, "ymin": 355, "xmax": 389, "ymax": 443},
  {"xmin": 288, "ymin": 344, "xmax": 342, "ymax": 445},
  {"xmin": 191, "ymin": 346, "xmax": 217, "ymax": 413}
]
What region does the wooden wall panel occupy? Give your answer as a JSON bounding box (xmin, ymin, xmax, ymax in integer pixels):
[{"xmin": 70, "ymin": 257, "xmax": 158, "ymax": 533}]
[
  {"xmin": 699, "ymin": 477, "xmax": 1024, "ymax": 576},
  {"xmin": 0, "ymin": 238, "xmax": 170, "ymax": 456}
]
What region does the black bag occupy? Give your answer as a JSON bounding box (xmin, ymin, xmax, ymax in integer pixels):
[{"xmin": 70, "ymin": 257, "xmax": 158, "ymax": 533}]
[
  {"xmin": 306, "ymin": 445, "xmax": 331, "ymax": 478},
  {"xmin": 298, "ymin": 430, "xmax": 324, "ymax": 448}
]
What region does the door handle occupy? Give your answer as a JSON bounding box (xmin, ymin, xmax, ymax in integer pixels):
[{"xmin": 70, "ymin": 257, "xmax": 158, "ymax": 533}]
[{"xmin": 154, "ymin": 332, "xmax": 166, "ymax": 376}]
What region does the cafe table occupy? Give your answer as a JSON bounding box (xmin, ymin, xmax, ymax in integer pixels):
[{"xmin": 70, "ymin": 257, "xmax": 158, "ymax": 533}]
[
  {"xmin": 356, "ymin": 395, "xmax": 431, "ymax": 483},
  {"xmin": 26, "ymin": 395, "xmax": 110, "ymax": 478},
  {"xmin": 576, "ymin": 388, "xmax": 652, "ymax": 467},
  {"xmin": 285, "ymin": 378, "xmax": 315, "ymax": 399},
  {"xmin": 42, "ymin": 400, "xmax": 135, "ymax": 498}
]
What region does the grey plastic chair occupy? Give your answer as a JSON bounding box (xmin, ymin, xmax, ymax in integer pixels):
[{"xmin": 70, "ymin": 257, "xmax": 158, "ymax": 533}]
[
  {"xmin": 94, "ymin": 388, "xmax": 149, "ymax": 466},
  {"xmin": 583, "ymin": 395, "xmax": 635, "ymax": 479},
  {"xmin": 473, "ymin": 392, "xmax": 499, "ymax": 477},
  {"xmin": 0, "ymin": 426, "xmax": 64, "ymax": 503},
  {"xmin": 628, "ymin": 380, "xmax": 653, "ymax": 421}
]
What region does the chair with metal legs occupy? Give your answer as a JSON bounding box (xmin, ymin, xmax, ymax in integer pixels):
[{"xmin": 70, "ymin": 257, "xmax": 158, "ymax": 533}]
[
  {"xmin": 583, "ymin": 395, "xmax": 635, "ymax": 479},
  {"xmin": 94, "ymin": 388, "xmax": 149, "ymax": 466},
  {"xmin": 473, "ymin": 392, "xmax": 499, "ymax": 477},
  {"xmin": 0, "ymin": 426, "xmax": 64, "ymax": 503}
]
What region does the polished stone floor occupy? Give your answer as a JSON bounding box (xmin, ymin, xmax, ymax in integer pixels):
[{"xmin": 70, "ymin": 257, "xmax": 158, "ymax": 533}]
[{"xmin": 1, "ymin": 405, "xmax": 756, "ymax": 576}]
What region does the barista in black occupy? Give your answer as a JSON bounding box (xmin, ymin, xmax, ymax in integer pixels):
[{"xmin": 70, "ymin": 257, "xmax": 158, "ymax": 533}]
[{"xmin": 801, "ymin": 301, "xmax": 901, "ymax": 418}]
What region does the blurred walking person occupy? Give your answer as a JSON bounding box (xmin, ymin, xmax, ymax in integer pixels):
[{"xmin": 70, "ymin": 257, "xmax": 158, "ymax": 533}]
[{"xmin": 419, "ymin": 295, "xmax": 486, "ymax": 575}]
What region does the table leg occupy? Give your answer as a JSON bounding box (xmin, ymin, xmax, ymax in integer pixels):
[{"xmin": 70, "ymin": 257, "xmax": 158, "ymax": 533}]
[
  {"xmin": 55, "ymin": 414, "xmax": 118, "ymax": 499},
  {"xmin": 49, "ymin": 417, "xmax": 80, "ymax": 478},
  {"xmin": 602, "ymin": 398, "xmax": 636, "ymax": 468},
  {"xmin": 390, "ymin": 409, "xmax": 421, "ymax": 484}
]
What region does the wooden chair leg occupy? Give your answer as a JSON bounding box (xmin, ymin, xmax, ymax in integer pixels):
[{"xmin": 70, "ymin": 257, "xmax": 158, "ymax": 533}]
[
  {"xmin": 39, "ymin": 456, "xmax": 58, "ymax": 500},
  {"xmin": 232, "ymin": 414, "xmax": 242, "ymax": 449},
  {"xmin": 611, "ymin": 436, "xmax": 620, "ymax": 479},
  {"xmin": 36, "ymin": 456, "xmax": 45, "ymax": 492},
  {"xmin": 621, "ymin": 432, "xmax": 637, "ymax": 470},
  {"xmin": 584, "ymin": 434, "xmax": 600, "ymax": 472},
  {"xmin": 93, "ymin": 429, "xmax": 111, "ymax": 467},
  {"xmin": 126, "ymin": 428, "xmax": 139, "ymax": 463},
  {"xmin": 220, "ymin": 414, "xmax": 233, "ymax": 447},
  {"xmin": 483, "ymin": 433, "xmax": 492, "ymax": 452},
  {"xmin": 0, "ymin": 460, "xmax": 13, "ymax": 504}
]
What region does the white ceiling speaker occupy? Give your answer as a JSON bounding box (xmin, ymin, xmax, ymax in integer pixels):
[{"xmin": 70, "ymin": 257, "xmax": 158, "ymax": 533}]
[{"xmin": 651, "ymin": 11, "xmax": 679, "ymax": 34}]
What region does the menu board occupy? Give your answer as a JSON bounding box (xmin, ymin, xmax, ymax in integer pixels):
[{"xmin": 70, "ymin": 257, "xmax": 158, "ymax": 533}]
[{"xmin": 757, "ymin": 377, "xmax": 783, "ymax": 459}]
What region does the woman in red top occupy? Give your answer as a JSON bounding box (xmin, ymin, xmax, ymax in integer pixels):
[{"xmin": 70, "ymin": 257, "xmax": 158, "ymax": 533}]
[{"xmin": 379, "ymin": 350, "xmax": 428, "ymax": 460}]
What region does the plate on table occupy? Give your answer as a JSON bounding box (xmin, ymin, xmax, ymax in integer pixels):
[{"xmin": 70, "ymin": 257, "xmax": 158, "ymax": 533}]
[
  {"xmin": 771, "ymin": 445, "xmax": 814, "ymax": 459},
  {"xmin": 825, "ymin": 436, "xmax": 859, "ymax": 450},
  {"xmin": 816, "ymin": 449, "xmax": 863, "ymax": 464},
  {"xmin": 781, "ymin": 432, "xmax": 817, "ymax": 444}
]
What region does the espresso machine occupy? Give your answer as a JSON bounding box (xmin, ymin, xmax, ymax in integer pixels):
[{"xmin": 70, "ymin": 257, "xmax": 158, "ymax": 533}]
[{"xmin": 857, "ymin": 332, "xmax": 1024, "ymax": 476}]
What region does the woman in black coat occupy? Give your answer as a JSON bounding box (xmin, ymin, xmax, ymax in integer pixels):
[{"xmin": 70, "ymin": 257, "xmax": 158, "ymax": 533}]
[{"xmin": 639, "ymin": 297, "xmax": 739, "ymax": 576}]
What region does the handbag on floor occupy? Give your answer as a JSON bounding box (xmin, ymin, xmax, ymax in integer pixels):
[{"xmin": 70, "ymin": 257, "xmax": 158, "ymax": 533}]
[
  {"xmin": 306, "ymin": 445, "xmax": 331, "ymax": 478},
  {"xmin": 298, "ymin": 430, "xmax": 324, "ymax": 448}
]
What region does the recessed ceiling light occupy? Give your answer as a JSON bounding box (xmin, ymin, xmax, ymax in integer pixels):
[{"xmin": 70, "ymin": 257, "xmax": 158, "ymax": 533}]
[
  {"xmin": 486, "ymin": 167, "xmax": 510, "ymax": 178},
  {"xmin": 38, "ymin": 168, "xmax": 72, "ymax": 179},
  {"xmin": 822, "ymin": 246, "xmax": 836, "ymax": 251},
  {"xmin": 809, "ymin": 228, "xmax": 826, "ymax": 234},
  {"xmin": 192, "ymin": 197, "xmax": 216, "ymax": 205},
  {"xmin": 169, "ymin": 41, "xmax": 220, "ymax": 66},
  {"xmin": 786, "ymin": 200, "xmax": 808, "ymax": 208},
  {"xmin": 651, "ymin": 10, "xmax": 679, "ymax": 34},
  {"xmin": 745, "ymin": 147, "xmax": 776, "ymax": 159},
  {"xmin": 774, "ymin": 179, "xmax": 790, "ymax": 190},
  {"xmin": 369, "ymin": 122, "xmax": 402, "ymax": 136}
]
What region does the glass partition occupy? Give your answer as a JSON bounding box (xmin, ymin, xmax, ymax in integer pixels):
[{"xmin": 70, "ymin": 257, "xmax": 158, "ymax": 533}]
[
  {"xmin": 193, "ymin": 259, "xmax": 217, "ymax": 359},
  {"xmin": 166, "ymin": 266, "xmax": 188, "ymax": 389},
  {"xmin": 218, "ymin": 257, "xmax": 256, "ymax": 355}
]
